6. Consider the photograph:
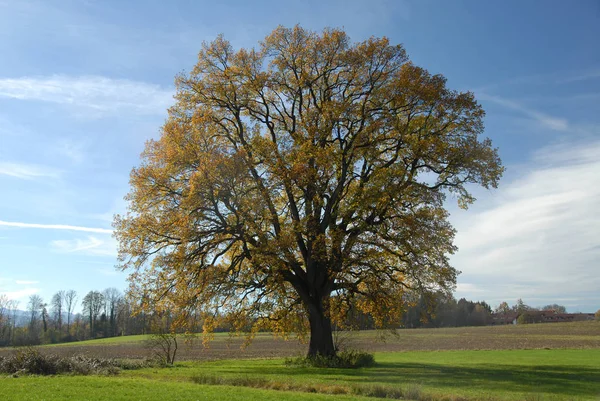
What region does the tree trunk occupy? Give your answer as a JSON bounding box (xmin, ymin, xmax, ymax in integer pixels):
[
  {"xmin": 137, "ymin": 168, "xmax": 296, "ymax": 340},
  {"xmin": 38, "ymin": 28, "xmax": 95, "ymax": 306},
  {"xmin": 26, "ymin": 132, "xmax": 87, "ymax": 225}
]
[{"xmin": 307, "ymin": 301, "xmax": 335, "ymax": 357}]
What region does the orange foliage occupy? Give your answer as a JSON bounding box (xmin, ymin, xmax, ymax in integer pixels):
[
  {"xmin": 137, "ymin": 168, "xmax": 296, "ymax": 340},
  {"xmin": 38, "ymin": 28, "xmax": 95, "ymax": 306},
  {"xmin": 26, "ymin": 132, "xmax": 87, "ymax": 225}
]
[{"xmin": 114, "ymin": 26, "xmax": 503, "ymax": 355}]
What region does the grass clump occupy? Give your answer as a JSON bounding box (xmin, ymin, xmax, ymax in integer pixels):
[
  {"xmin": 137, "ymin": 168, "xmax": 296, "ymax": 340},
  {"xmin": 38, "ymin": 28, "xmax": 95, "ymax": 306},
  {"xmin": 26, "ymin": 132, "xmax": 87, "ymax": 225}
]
[
  {"xmin": 351, "ymin": 384, "xmax": 403, "ymax": 399},
  {"xmin": 191, "ymin": 373, "xmax": 415, "ymax": 400},
  {"xmin": 404, "ymin": 383, "xmax": 424, "ymax": 400},
  {"xmin": 0, "ymin": 347, "xmax": 149, "ymax": 376},
  {"xmin": 285, "ymin": 349, "xmax": 375, "ymax": 368},
  {"xmin": 191, "ymin": 374, "xmax": 270, "ymax": 388}
]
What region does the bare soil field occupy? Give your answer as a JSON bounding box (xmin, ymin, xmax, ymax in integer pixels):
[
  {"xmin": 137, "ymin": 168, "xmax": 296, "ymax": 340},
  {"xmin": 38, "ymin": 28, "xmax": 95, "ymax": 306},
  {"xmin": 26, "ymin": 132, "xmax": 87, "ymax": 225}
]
[{"xmin": 2, "ymin": 321, "xmax": 598, "ymax": 361}]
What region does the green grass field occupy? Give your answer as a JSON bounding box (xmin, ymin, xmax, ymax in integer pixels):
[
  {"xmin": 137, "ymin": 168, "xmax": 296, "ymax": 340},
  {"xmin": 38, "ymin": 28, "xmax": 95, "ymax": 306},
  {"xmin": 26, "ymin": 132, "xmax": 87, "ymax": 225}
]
[
  {"xmin": 43, "ymin": 334, "xmax": 153, "ymax": 346},
  {"xmin": 0, "ymin": 376, "xmax": 372, "ymax": 401},
  {"xmin": 2, "ymin": 348, "xmax": 599, "ymax": 400},
  {"xmin": 2, "ymin": 323, "xmax": 600, "ymax": 400}
]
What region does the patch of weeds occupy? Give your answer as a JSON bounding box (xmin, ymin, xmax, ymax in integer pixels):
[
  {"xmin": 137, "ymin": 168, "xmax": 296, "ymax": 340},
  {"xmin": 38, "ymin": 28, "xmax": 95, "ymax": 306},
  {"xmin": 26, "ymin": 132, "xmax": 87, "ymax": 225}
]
[
  {"xmin": 351, "ymin": 384, "xmax": 403, "ymax": 399},
  {"xmin": 190, "ymin": 374, "xmax": 225, "ymax": 386},
  {"xmin": 404, "ymin": 383, "xmax": 423, "ymax": 400},
  {"xmin": 114, "ymin": 358, "xmax": 154, "ymax": 370},
  {"xmin": 524, "ymin": 394, "xmax": 545, "ymax": 401},
  {"xmin": 191, "ymin": 372, "xmax": 413, "ymax": 400},
  {"xmin": 285, "ymin": 349, "xmax": 375, "ymax": 368},
  {"xmin": 191, "ymin": 374, "xmax": 269, "ymax": 388},
  {"xmin": 322, "ymin": 385, "xmax": 347, "ymax": 395},
  {"xmin": 0, "ymin": 347, "xmax": 150, "ymax": 376}
]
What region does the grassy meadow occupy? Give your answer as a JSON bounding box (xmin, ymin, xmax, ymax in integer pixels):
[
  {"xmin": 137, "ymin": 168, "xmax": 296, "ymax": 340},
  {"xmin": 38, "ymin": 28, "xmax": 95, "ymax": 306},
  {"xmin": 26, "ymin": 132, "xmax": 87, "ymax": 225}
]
[{"xmin": 1, "ymin": 321, "xmax": 599, "ymax": 400}]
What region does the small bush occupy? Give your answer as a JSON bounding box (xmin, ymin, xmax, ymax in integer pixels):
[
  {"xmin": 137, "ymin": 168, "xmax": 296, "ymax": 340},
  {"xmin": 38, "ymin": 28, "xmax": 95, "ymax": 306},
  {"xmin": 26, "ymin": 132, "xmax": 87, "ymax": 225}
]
[
  {"xmin": 285, "ymin": 349, "xmax": 375, "ymax": 368},
  {"xmin": 0, "ymin": 348, "xmax": 148, "ymax": 376},
  {"xmin": 0, "ymin": 347, "xmax": 60, "ymax": 375},
  {"xmin": 115, "ymin": 358, "xmax": 153, "ymax": 370},
  {"xmin": 145, "ymin": 332, "xmax": 178, "ymax": 366},
  {"xmin": 338, "ymin": 349, "xmax": 375, "ymax": 368}
]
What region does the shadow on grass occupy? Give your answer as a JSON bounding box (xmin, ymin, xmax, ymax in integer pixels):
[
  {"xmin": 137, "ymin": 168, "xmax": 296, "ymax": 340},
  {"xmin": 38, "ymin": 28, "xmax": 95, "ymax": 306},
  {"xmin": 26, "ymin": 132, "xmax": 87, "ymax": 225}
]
[
  {"xmin": 222, "ymin": 362, "xmax": 600, "ymax": 398},
  {"xmin": 373, "ymin": 362, "xmax": 600, "ymax": 397}
]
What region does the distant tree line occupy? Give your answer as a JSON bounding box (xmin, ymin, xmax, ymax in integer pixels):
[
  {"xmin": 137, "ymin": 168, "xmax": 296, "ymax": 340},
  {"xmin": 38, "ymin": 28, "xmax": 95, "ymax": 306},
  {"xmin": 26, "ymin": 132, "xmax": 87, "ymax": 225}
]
[
  {"xmin": 0, "ymin": 289, "xmax": 162, "ymax": 347},
  {"xmin": 403, "ymin": 297, "xmax": 595, "ymax": 328},
  {"xmin": 400, "ymin": 293, "xmax": 494, "ymax": 328},
  {"xmin": 494, "ymin": 299, "xmax": 566, "ymax": 315},
  {"xmin": 496, "ymin": 299, "xmax": 594, "ymax": 325},
  {"xmin": 341, "ymin": 295, "xmax": 579, "ymax": 330},
  {"xmin": 1, "ymin": 290, "xmax": 594, "ymax": 347}
]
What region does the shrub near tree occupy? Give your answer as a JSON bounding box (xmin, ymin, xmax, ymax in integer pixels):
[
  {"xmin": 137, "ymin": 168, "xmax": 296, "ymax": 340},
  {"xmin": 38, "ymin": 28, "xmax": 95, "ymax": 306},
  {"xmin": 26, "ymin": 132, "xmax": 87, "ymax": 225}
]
[{"xmin": 114, "ymin": 25, "xmax": 503, "ymax": 357}]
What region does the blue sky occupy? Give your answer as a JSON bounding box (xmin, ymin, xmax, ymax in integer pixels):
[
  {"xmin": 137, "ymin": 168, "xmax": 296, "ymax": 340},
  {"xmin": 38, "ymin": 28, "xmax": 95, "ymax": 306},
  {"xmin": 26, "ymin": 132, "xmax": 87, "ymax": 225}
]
[{"xmin": 0, "ymin": 0, "xmax": 599, "ymax": 313}]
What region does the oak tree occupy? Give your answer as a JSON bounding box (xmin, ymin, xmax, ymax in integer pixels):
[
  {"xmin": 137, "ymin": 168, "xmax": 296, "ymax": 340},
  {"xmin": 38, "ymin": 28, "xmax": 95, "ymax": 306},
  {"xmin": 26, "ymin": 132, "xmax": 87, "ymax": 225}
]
[{"xmin": 115, "ymin": 26, "xmax": 503, "ymax": 357}]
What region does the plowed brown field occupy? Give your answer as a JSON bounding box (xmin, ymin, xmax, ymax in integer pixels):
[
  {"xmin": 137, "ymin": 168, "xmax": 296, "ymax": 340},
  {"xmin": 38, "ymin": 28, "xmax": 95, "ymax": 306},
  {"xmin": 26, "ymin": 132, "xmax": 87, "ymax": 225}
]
[{"xmin": 2, "ymin": 321, "xmax": 598, "ymax": 361}]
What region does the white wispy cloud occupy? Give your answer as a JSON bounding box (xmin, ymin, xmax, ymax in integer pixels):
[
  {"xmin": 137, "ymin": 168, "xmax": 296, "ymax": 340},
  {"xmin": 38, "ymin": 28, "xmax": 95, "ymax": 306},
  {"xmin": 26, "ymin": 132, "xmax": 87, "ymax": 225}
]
[
  {"xmin": 0, "ymin": 162, "xmax": 61, "ymax": 179},
  {"xmin": 555, "ymin": 68, "xmax": 600, "ymax": 84},
  {"xmin": 475, "ymin": 67, "xmax": 600, "ymax": 91},
  {"xmin": 478, "ymin": 93, "xmax": 569, "ymax": 131},
  {"xmin": 0, "ymin": 75, "xmax": 173, "ymax": 117},
  {"xmin": 15, "ymin": 280, "xmax": 39, "ymax": 285},
  {"xmin": 0, "ymin": 288, "xmax": 40, "ymax": 301},
  {"xmin": 0, "ymin": 220, "xmax": 112, "ymax": 234},
  {"xmin": 50, "ymin": 236, "xmax": 116, "ymax": 256},
  {"xmin": 452, "ymin": 139, "xmax": 600, "ymax": 310}
]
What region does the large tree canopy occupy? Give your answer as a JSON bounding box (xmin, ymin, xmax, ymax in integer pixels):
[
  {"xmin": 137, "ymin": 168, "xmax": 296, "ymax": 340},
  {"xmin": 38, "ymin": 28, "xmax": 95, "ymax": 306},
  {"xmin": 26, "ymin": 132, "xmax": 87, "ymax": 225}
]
[{"xmin": 114, "ymin": 26, "xmax": 503, "ymax": 357}]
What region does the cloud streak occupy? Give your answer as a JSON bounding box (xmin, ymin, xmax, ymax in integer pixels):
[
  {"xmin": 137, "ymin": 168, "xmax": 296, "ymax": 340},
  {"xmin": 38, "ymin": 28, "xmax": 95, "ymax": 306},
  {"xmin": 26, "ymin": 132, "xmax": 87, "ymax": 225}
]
[
  {"xmin": 478, "ymin": 93, "xmax": 569, "ymax": 131},
  {"xmin": 15, "ymin": 280, "xmax": 39, "ymax": 285},
  {"xmin": 0, "ymin": 75, "xmax": 173, "ymax": 117},
  {"xmin": 475, "ymin": 68, "xmax": 600, "ymax": 92},
  {"xmin": 50, "ymin": 236, "xmax": 116, "ymax": 256},
  {"xmin": 452, "ymin": 139, "xmax": 600, "ymax": 311},
  {"xmin": 0, "ymin": 287, "xmax": 40, "ymax": 301},
  {"xmin": 0, "ymin": 162, "xmax": 61, "ymax": 179},
  {"xmin": 0, "ymin": 220, "xmax": 112, "ymax": 234},
  {"xmin": 554, "ymin": 69, "xmax": 600, "ymax": 84}
]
